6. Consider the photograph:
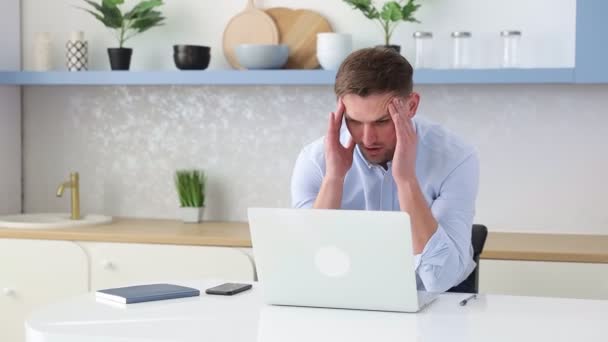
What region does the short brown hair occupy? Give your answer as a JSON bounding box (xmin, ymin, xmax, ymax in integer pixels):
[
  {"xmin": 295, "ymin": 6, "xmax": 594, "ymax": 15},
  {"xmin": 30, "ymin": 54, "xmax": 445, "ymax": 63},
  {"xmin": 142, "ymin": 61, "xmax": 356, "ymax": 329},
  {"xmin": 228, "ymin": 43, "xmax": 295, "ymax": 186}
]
[{"xmin": 334, "ymin": 47, "xmax": 413, "ymax": 98}]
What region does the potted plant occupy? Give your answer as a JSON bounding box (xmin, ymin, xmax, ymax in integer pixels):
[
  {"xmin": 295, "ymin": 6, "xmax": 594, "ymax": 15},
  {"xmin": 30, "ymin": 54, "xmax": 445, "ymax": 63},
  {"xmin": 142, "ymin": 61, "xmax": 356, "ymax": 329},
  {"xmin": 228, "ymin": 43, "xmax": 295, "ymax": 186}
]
[
  {"xmin": 174, "ymin": 169, "xmax": 206, "ymax": 223},
  {"xmin": 342, "ymin": 0, "xmax": 421, "ymax": 52},
  {"xmin": 79, "ymin": 0, "xmax": 165, "ymax": 70}
]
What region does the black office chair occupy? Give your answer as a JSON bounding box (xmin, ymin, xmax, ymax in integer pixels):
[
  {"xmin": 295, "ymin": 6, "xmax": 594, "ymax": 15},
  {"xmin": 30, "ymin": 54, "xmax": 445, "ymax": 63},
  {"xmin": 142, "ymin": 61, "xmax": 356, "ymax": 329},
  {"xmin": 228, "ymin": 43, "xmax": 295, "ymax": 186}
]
[{"xmin": 447, "ymin": 224, "xmax": 488, "ymax": 294}]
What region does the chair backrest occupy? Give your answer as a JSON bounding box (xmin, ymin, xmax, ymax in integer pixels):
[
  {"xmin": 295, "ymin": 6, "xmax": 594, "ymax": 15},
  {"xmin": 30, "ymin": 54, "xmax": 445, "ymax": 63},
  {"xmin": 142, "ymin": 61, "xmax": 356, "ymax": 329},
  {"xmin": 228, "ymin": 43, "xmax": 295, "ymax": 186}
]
[{"xmin": 447, "ymin": 224, "xmax": 488, "ymax": 293}]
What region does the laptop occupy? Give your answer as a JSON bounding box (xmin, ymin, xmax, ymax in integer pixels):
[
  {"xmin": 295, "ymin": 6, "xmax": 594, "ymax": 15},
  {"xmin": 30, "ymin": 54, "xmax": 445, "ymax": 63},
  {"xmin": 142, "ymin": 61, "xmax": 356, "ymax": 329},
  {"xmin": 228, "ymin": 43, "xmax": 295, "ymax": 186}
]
[{"xmin": 247, "ymin": 208, "xmax": 438, "ymax": 313}]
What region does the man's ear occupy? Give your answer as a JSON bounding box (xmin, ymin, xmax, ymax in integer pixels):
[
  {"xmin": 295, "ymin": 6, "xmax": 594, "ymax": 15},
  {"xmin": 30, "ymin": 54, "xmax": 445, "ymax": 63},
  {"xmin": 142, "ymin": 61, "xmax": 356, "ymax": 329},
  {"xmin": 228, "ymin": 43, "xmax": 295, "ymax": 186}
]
[{"xmin": 407, "ymin": 92, "xmax": 421, "ymax": 119}]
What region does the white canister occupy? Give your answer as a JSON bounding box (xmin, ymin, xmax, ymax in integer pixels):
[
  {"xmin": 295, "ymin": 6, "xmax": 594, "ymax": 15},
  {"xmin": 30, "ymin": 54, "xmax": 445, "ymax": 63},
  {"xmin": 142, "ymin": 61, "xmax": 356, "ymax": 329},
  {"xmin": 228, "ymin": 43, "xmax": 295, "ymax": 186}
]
[
  {"xmin": 451, "ymin": 31, "xmax": 472, "ymax": 69},
  {"xmin": 500, "ymin": 30, "xmax": 522, "ymax": 68},
  {"xmin": 316, "ymin": 33, "xmax": 353, "ymax": 70},
  {"xmin": 33, "ymin": 32, "xmax": 52, "ymax": 71},
  {"xmin": 66, "ymin": 31, "xmax": 88, "ymax": 71},
  {"xmin": 413, "ymin": 31, "xmax": 433, "ymax": 69}
]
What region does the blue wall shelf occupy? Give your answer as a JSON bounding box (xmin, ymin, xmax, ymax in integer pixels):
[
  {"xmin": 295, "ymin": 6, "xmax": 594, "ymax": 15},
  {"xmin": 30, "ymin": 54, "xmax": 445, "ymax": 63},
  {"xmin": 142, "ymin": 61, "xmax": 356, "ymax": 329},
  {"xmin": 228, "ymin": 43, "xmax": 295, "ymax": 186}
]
[
  {"xmin": 1, "ymin": 1, "xmax": 605, "ymax": 86},
  {"xmin": 0, "ymin": 68, "xmax": 575, "ymax": 86}
]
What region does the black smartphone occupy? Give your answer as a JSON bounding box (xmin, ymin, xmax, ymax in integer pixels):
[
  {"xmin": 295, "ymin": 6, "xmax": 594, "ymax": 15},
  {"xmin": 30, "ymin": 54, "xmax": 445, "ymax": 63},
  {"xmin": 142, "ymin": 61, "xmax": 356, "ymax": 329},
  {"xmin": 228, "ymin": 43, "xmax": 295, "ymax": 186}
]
[{"xmin": 205, "ymin": 283, "xmax": 252, "ymax": 296}]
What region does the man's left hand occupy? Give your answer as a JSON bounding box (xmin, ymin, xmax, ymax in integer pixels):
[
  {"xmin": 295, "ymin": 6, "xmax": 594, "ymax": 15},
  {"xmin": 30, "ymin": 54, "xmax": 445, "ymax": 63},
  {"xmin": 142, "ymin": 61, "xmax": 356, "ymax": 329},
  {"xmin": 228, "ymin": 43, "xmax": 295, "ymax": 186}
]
[{"xmin": 388, "ymin": 97, "xmax": 418, "ymax": 184}]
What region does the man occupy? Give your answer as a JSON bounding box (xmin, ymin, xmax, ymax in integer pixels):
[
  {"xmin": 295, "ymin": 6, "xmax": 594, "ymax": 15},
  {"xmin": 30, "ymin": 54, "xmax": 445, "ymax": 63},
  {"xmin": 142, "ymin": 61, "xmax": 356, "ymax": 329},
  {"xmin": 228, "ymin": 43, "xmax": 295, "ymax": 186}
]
[{"xmin": 291, "ymin": 48, "xmax": 479, "ymax": 293}]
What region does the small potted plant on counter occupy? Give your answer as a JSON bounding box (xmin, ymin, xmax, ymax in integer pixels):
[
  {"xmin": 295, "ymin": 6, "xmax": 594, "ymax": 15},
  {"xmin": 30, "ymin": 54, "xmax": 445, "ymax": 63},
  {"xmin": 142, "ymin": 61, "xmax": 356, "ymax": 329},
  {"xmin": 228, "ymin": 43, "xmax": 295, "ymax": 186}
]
[
  {"xmin": 174, "ymin": 169, "xmax": 206, "ymax": 223},
  {"xmin": 79, "ymin": 0, "xmax": 165, "ymax": 70},
  {"xmin": 342, "ymin": 0, "xmax": 421, "ymax": 53}
]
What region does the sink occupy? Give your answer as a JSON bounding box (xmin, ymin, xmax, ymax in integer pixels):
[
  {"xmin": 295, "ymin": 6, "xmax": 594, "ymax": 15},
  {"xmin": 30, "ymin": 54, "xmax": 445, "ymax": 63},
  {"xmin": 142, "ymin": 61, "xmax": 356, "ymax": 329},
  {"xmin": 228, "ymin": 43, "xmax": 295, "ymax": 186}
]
[{"xmin": 0, "ymin": 213, "xmax": 112, "ymax": 229}]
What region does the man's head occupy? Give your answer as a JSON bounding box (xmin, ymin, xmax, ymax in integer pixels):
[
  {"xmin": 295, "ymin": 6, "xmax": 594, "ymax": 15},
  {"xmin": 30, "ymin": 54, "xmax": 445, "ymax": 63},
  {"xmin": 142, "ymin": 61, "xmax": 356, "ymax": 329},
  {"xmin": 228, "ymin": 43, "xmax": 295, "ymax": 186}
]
[{"xmin": 335, "ymin": 47, "xmax": 420, "ymax": 165}]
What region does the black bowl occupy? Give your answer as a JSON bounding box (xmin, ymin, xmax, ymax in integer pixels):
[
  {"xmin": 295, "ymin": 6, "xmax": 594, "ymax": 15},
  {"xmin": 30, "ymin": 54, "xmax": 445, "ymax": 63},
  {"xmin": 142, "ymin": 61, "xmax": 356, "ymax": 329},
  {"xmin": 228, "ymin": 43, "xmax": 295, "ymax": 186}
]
[
  {"xmin": 173, "ymin": 45, "xmax": 211, "ymax": 70},
  {"xmin": 173, "ymin": 44, "xmax": 210, "ymax": 54}
]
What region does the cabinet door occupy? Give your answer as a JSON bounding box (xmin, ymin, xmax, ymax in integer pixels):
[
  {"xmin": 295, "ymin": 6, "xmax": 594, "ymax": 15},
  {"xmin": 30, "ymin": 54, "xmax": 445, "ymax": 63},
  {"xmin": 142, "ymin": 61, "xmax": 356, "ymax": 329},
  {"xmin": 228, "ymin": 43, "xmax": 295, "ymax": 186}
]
[
  {"xmin": 479, "ymin": 259, "xmax": 608, "ymax": 300},
  {"xmin": 84, "ymin": 242, "xmax": 255, "ymax": 290},
  {"xmin": 0, "ymin": 239, "xmax": 88, "ymax": 342}
]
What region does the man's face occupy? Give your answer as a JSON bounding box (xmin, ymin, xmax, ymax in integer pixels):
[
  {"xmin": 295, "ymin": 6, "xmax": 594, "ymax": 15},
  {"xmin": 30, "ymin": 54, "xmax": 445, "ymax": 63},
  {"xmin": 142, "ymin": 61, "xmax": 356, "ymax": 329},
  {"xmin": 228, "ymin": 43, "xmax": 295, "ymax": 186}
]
[{"xmin": 342, "ymin": 92, "xmax": 418, "ymax": 165}]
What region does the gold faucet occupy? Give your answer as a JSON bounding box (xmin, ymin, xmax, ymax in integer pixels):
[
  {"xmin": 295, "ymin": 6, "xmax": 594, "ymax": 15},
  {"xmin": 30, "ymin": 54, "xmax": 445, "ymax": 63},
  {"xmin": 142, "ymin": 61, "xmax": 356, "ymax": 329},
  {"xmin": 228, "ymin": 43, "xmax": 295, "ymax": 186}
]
[{"xmin": 56, "ymin": 172, "xmax": 81, "ymax": 220}]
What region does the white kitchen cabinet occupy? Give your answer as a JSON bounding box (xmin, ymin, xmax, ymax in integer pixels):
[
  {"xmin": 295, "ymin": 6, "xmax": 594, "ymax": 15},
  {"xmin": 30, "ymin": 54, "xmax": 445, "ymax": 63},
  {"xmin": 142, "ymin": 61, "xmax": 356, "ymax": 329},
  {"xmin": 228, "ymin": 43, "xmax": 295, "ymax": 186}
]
[
  {"xmin": 0, "ymin": 239, "xmax": 88, "ymax": 342},
  {"xmin": 81, "ymin": 242, "xmax": 255, "ymax": 290},
  {"xmin": 479, "ymin": 259, "xmax": 608, "ymax": 300}
]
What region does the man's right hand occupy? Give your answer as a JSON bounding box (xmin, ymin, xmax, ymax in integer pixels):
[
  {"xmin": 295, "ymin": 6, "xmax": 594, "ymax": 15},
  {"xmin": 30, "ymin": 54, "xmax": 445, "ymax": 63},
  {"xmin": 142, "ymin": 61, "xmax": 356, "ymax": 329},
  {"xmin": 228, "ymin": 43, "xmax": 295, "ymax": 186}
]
[{"xmin": 324, "ymin": 98, "xmax": 356, "ymax": 181}]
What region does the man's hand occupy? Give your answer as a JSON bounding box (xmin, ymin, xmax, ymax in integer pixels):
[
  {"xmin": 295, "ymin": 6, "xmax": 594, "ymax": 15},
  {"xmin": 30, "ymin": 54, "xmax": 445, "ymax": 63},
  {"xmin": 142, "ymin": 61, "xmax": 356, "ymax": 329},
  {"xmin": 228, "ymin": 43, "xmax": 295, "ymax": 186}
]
[
  {"xmin": 388, "ymin": 97, "xmax": 418, "ymax": 184},
  {"xmin": 389, "ymin": 96, "xmax": 437, "ymax": 253},
  {"xmin": 324, "ymin": 98, "xmax": 356, "ymax": 181}
]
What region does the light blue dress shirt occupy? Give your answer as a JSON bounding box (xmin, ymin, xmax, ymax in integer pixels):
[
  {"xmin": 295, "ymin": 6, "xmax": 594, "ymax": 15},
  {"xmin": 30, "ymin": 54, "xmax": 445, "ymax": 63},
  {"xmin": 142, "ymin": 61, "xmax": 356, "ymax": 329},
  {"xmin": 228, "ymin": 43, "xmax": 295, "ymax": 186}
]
[{"xmin": 291, "ymin": 116, "xmax": 479, "ymax": 292}]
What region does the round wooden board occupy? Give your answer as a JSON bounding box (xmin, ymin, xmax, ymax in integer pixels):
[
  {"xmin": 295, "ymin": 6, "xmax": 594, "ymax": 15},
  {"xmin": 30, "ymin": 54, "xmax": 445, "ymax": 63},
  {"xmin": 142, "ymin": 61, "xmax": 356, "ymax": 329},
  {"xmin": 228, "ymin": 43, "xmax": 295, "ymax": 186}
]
[
  {"xmin": 265, "ymin": 7, "xmax": 333, "ymax": 69},
  {"xmin": 223, "ymin": 0, "xmax": 279, "ymax": 69}
]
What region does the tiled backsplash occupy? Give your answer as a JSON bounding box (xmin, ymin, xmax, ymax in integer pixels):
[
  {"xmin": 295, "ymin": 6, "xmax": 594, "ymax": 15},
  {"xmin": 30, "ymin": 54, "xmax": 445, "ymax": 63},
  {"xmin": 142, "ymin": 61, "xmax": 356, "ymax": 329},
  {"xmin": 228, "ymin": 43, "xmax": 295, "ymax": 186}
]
[{"xmin": 24, "ymin": 85, "xmax": 608, "ymax": 234}]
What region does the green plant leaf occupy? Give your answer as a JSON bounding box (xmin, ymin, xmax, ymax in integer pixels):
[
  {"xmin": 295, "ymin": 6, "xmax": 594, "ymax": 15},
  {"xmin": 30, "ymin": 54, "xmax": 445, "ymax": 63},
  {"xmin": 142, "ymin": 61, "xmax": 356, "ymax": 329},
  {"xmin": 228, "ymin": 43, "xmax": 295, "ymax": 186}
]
[
  {"xmin": 82, "ymin": 0, "xmax": 104, "ymax": 13},
  {"xmin": 80, "ymin": 0, "xmax": 165, "ymax": 45},
  {"xmin": 401, "ymin": 0, "xmax": 421, "ymax": 22},
  {"xmin": 80, "ymin": 1, "xmax": 122, "ymax": 28},
  {"xmin": 124, "ymin": 0, "xmax": 163, "ymax": 20},
  {"xmin": 131, "ymin": 13, "xmax": 165, "ymax": 33},
  {"xmin": 103, "ymin": 0, "xmax": 124, "ymax": 7},
  {"xmin": 78, "ymin": 8, "xmax": 110, "ymax": 26},
  {"xmin": 380, "ymin": 1, "xmax": 403, "ymax": 22},
  {"xmin": 175, "ymin": 169, "xmax": 206, "ymax": 208},
  {"xmin": 342, "ymin": 0, "xmax": 380, "ymax": 19}
]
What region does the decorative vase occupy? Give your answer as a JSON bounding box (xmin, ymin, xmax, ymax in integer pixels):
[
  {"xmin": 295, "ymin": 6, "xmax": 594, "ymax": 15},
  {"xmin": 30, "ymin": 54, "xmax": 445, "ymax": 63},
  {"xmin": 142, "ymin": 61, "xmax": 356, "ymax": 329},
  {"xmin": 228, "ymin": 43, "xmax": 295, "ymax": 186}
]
[
  {"xmin": 179, "ymin": 207, "xmax": 204, "ymax": 223},
  {"xmin": 107, "ymin": 48, "xmax": 133, "ymax": 70},
  {"xmin": 33, "ymin": 32, "xmax": 52, "ymax": 71},
  {"xmin": 66, "ymin": 31, "xmax": 88, "ymax": 71}
]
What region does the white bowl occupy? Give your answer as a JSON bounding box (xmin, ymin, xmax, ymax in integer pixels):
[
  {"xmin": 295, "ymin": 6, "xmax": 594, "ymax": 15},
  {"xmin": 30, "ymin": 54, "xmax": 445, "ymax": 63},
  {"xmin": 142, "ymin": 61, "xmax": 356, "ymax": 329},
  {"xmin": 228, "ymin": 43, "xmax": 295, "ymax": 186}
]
[{"xmin": 234, "ymin": 44, "xmax": 289, "ymax": 69}]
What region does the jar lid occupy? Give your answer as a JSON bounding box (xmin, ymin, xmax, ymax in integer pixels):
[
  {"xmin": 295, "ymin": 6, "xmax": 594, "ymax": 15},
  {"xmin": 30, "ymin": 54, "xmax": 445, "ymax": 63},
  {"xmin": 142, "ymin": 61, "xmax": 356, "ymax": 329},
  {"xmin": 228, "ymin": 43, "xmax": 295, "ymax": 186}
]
[
  {"xmin": 451, "ymin": 31, "xmax": 472, "ymax": 38},
  {"xmin": 413, "ymin": 31, "xmax": 433, "ymax": 38},
  {"xmin": 500, "ymin": 30, "xmax": 522, "ymax": 36}
]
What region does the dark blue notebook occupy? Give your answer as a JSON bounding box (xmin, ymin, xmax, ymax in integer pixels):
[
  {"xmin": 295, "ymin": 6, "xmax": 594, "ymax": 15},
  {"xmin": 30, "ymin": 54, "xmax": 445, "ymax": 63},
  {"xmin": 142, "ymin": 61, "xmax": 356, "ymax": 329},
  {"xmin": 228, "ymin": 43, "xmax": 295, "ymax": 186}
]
[{"xmin": 96, "ymin": 283, "xmax": 200, "ymax": 304}]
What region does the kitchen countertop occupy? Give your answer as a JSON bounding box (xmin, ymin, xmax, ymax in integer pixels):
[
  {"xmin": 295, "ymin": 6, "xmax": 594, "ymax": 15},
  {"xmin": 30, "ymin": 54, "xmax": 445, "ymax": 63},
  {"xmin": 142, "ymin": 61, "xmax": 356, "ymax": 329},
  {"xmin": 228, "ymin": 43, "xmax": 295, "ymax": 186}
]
[
  {"xmin": 0, "ymin": 218, "xmax": 251, "ymax": 247},
  {"xmin": 0, "ymin": 218, "xmax": 606, "ymax": 263}
]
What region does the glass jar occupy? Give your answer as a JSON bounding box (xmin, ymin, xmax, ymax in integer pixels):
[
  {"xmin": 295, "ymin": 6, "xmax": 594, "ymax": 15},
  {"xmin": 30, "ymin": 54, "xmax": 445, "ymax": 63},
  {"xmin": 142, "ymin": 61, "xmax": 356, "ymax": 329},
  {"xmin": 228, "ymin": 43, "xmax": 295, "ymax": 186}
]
[
  {"xmin": 413, "ymin": 31, "xmax": 433, "ymax": 69},
  {"xmin": 451, "ymin": 31, "xmax": 472, "ymax": 69},
  {"xmin": 500, "ymin": 30, "xmax": 522, "ymax": 68}
]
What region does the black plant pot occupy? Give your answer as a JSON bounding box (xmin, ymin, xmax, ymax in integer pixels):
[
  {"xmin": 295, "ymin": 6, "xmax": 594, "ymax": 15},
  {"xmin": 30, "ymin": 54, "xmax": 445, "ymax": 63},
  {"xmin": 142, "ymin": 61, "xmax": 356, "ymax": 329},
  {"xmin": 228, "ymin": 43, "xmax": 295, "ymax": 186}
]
[
  {"xmin": 107, "ymin": 48, "xmax": 133, "ymax": 70},
  {"xmin": 376, "ymin": 44, "xmax": 401, "ymax": 53}
]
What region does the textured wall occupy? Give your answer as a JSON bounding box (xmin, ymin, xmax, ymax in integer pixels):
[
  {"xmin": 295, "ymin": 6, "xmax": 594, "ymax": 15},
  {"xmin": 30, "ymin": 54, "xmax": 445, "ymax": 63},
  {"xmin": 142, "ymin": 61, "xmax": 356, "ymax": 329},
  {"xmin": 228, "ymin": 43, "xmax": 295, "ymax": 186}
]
[{"xmin": 23, "ymin": 85, "xmax": 608, "ymax": 234}]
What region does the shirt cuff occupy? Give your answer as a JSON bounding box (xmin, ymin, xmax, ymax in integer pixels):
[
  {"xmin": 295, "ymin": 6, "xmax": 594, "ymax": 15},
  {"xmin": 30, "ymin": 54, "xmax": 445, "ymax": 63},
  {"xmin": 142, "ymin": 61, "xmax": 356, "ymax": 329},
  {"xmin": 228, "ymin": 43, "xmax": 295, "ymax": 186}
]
[{"xmin": 414, "ymin": 225, "xmax": 449, "ymax": 270}]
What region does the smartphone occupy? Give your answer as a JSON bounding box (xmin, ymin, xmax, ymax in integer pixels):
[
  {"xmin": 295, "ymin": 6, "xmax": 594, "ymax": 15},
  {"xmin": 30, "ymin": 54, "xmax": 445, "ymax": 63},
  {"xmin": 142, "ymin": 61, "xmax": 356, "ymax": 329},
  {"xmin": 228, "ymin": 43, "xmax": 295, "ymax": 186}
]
[{"xmin": 205, "ymin": 283, "xmax": 252, "ymax": 296}]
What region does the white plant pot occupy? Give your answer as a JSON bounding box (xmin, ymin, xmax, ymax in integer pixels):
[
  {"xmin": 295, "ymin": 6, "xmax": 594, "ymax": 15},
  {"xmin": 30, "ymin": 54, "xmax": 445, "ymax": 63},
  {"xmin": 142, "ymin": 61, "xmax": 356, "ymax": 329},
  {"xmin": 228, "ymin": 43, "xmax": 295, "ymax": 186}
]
[{"xmin": 179, "ymin": 207, "xmax": 204, "ymax": 223}]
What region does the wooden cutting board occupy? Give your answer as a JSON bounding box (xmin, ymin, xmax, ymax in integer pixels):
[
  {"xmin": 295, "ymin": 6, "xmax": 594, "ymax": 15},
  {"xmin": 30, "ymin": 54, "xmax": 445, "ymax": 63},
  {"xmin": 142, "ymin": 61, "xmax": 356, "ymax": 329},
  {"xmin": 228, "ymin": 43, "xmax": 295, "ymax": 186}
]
[
  {"xmin": 223, "ymin": 0, "xmax": 279, "ymax": 69},
  {"xmin": 265, "ymin": 7, "xmax": 333, "ymax": 69}
]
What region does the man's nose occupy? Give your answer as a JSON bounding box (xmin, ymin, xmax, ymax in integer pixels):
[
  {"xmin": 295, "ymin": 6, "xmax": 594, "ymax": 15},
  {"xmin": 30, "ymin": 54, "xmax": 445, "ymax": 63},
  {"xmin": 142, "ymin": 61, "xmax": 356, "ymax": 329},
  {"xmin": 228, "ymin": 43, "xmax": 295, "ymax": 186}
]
[{"xmin": 362, "ymin": 124, "xmax": 377, "ymax": 146}]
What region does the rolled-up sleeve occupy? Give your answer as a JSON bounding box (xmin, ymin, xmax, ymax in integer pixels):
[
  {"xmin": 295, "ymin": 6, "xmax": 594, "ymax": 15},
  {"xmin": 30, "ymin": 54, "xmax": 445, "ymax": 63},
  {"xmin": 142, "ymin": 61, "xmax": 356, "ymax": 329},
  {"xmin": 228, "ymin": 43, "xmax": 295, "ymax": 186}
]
[
  {"xmin": 415, "ymin": 151, "xmax": 480, "ymax": 292},
  {"xmin": 291, "ymin": 148, "xmax": 324, "ymax": 209}
]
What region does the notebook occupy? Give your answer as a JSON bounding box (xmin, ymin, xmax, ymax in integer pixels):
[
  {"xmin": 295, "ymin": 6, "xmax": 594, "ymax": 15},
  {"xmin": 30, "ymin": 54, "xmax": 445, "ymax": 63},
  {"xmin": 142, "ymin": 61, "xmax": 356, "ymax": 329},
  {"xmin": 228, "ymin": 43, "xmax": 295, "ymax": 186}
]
[{"xmin": 96, "ymin": 283, "xmax": 200, "ymax": 304}]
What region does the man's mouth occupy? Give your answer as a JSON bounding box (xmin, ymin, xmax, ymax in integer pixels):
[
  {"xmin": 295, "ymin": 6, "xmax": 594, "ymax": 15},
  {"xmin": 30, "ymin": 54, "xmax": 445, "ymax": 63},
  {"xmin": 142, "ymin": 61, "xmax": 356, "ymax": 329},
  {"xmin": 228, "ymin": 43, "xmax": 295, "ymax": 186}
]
[{"xmin": 363, "ymin": 146, "xmax": 383, "ymax": 156}]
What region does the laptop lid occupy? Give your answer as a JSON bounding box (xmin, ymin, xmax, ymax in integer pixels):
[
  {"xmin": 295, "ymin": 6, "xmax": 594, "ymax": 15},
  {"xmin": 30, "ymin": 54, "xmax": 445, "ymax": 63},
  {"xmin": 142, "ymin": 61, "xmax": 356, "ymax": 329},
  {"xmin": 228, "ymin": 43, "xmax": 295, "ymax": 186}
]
[{"xmin": 248, "ymin": 208, "xmax": 423, "ymax": 312}]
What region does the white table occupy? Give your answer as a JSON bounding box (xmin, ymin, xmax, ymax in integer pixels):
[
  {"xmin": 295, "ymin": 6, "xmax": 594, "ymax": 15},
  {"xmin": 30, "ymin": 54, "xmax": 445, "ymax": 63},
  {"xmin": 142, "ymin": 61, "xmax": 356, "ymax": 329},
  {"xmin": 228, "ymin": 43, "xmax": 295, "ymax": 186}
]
[{"xmin": 26, "ymin": 280, "xmax": 608, "ymax": 342}]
